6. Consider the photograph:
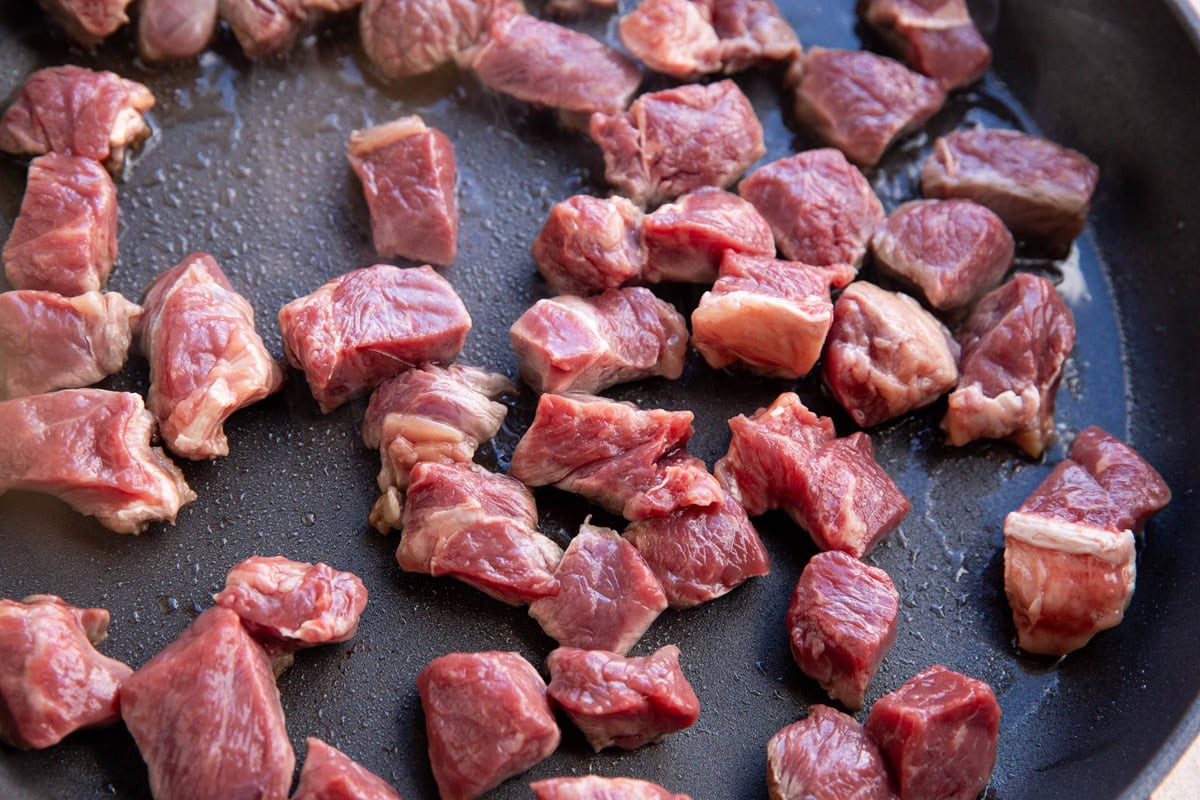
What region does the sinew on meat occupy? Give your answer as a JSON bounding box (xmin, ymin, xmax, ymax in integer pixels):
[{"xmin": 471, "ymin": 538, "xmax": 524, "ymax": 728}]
[
  {"xmin": 640, "ymin": 187, "xmax": 775, "ymax": 284},
  {"xmin": 293, "ymin": 738, "xmax": 403, "ymax": 800},
  {"xmin": 766, "ymin": 704, "xmax": 896, "ymax": 800},
  {"xmin": 360, "ymin": 0, "xmax": 521, "ymax": 81},
  {"xmin": 35, "ymin": 0, "xmax": 132, "ymax": 47},
  {"xmin": 532, "ymin": 776, "xmax": 691, "ymax": 799},
  {"xmin": 138, "ymin": 0, "xmax": 219, "ymax": 60},
  {"xmin": 858, "ymin": 0, "xmax": 992, "ymax": 90}
]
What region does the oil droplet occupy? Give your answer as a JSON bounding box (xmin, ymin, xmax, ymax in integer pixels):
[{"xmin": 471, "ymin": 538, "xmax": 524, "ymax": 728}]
[{"xmin": 301, "ymin": 512, "xmax": 316, "ymax": 527}]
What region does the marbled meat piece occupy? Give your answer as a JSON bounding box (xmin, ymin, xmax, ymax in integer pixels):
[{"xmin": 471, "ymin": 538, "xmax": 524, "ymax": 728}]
[
  {"xmin": 529, "ymin": 525, "xmax": 667, "ymax": 654},
  {"xmin": 618, "ymin": 0, "xmax": 722, "ymax": 80},
  {"xmin": 790, "ymin": 47, "xmax": 945, "ymax": 167},
  {"xmin": 1069, "ymin": 426, "xmax": 1171, "ymax": 533},
  {"xmin": 786, "ymin": 551, "xmax": 898, "ymax": 710},
  {"xmin": 0, "ymin": 389, "xmax": 195, "ymax": 533},
  {"xmin": 870, "ymin": 198, "xmax": 1014, "ymax": 312},
  {"xmin": 218, "ymin": 0, "xmax": 308, "ymax": 58},
  {"xmin": 532, "ymin": 194, "xmax": 646, "ymax": 296},
  {"xmin": 942, "ymin": 273, "xmax": 1074, "ymax": 457},
  {"xmin": 3, "ymin": 153, "xmax": 118, "ymax": 296},
  {"xmin": 858, "ymin": 0, "xmax": 991, "ymax": 90},
  {"xmin": 138, "ymin": 0, "xmax": 219, "ymax": 60},
  {"xmin": 138, "ymin": 253, "xmax": 284, "ymax": 460},
  {"xmin": 532, "ymin": 776, "xmax": 691, "ymax": 799},
  {"xmin": 348, "ymin": 116, "xmax": 458, "ymax": 265},
  {"xmin": 766, "ymin": 705, "xmax": 896, "ymax": 800},
  {"xmin": 360, "ymin": 0, "xmax": 521, "ymax": 80},
  {"xmin": 865, "ymin": 665, "xmax": 1000, "ymax": 800},
  {"xmin": 279, "ymin": 264, "xmax": 471, "ymax": 413},
  {"xmin": 120, "ymin": 607, "xmax": 295, "ymax": 800},
  {"xmin": 36, "ymin": 0, "xmax": 132, "ymax": 47},
  {"xmin": 708, "ymin": 0, "xmax": 801, "ymax": 73},
  {"xmin": 692, "ymin": 253, "xmax": 854, "ymax": 379},
  {"xmin": 641, "ymin": 187, "xmax": 775, "ymax": 284},
  {"xmin": 590, "ymin": 80, "xmax": 765, "ymax": 207},
  {"xmin": 0, "ymin": 290, "xmax": 140, "ymax": 400},
  {"xmin": 739, "ymin": 148, "xmax": 884, "ymax": 268},
  {"xmin": 510, "ymin": 287, "xmax": 688, "ymax": 395},
  {"xmin": 921, "ymin": 128, "xmax": 1100, "ymax": 255},
  {"xmin": 545, "ymin": 645, "xmax": 699, "ymax": 751},
  {"xmin": 417, "ymin": 651, "xmax": 560, "ymax": 800},
  {"xmin": 0, "ymin": 595, "xmax": 131, "ymax": 749},
  {"xmin": 293, "ymin": 738, "xmax": 403, "ymax": 800},
  {"xmin": 400, "ymin": 462, "xmax": 563, "ymax": 605},
  {"xmin": 822, "ymin": 281, "xmax": 959, "ymax": 427}
]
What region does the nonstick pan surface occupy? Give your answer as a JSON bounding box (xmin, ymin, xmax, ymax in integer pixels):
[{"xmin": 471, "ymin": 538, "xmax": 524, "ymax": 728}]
[{"xmin": 1, "ymin": 1, "xmax": 1198, "ymax": 798}]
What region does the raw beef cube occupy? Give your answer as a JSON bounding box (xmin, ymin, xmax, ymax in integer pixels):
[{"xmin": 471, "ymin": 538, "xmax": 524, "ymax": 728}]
[
  {"xmin": 360, "ymin": 0, "xmax": 520, "ymax": 80},
  {"xmin": 400, "ymin": 462, "xmax": 563, "ymax": 605},
  {"xmin": 786, "ymin": 551, "xmax": 898, "ymax": 710},
  {"xmin": 532, "ymin": 776, "xmax": 690, "ymax": 799},
  {"xmin": 0, "ymin": 290, "xmax": 140, "ymax": 400},
  {"xmin": 641, "ymin": 187, "xmax": 775, "ymax": 284},
  {"xmin": 766, "ymin": 705, "xmax": 896, "ymax": 800},
  {"xmin": 0, "ymin": 66, "xmax": 154, "ymax": 171},
  {"xmin": 545, "ymin": 645, "xmax": 700, "ymax": 750},
  {"xmin": 739, "ymin": 148, "xmax": 884, "ymax": 268},
  {"xmin": 618, "ymin": 0, "xmax": 723, "ymax": 80},
  {"xmin": 789, "ymin": 48, "xmax": 945, "ymax": 167},
  {"xmin": 528, "ymin": 524, "xmax": 667, "ymax": 654},
  {"xmin": 691, "ymin": 253, "xmax": 854, "ymax": 379},
  {"xmin": 942, "ymin": 273, "xmax": 1075, "ymax": 457},
  {"xmin": 3, "ymin": 153, "xmax": 118, "ymax": 296},
  {"xmin": 509, "ymin": 392, "xmax": 721, "ymax": 520},
  {"xmin": 417, "ymin": 651, "xmax": 560, "ymax": 800},
  {"xmin": 590, "ymin": 81, "xmax": 765, "ymax": 207},
  {"xmin": 822, "ymin": 281, "xmax": 959, "ymax": 427},
  {"xmin": 870, "ymin": 198, "xmax": 1014, "ymax": 312},
  {"xmin": 921, "ymin": 128, "xmax": 1100, "ymax": 255},
  {"xmin": 36, "ymin": 0, "xmax": 132, "ymax": 46},
  {"xmin": 120, "ymin": 607, "xmax": 295, "ymax": 800},
  {"xmin": 624, "ymin": 489, "xmax": 769, "ymax": 608},
  {"xmin": 293, "ymin": 738, "xmax": 403, "ymax": 800},
  {"xmin": 138, "ymin": 0, "xmax": 219, "ymax": 60},
  {"xmin": 509, "ymin": 287, "xmax": 688, "ymax": 395},
  {"xmin": 348, "ymin": 116, "xmax": 458, "ymax": 265},
  {"xmin": 707, "ymin": 0, "xmax": 801, "ymax": 73},
  {"xmin": 138, "ymin": 253, "xmax": 284, "ymax": 460},
  {"xmin": 279, "ymin": 264, "xmax": 471, "ymax": 413},
  {"xmin": 1068, "ymin": 426, "xmax": 1171, "ymax": 534},
  {"xmin": 218, "ymin": 0, "xmax": 307, "ymax": 58},
  {"xmin": 0, "ymin": 595, "xmax": 131, "ymax": 749},
  {"xmin": 0, "ymin": 389, "xmax": 195, "ymax": 534},
  {"xmin": 214, "ymin": 555, "xmax": 368, "ymax": 647},
  {"xmin": 533, "ymin": 195, "xmax": 645, "ymax": 295},
  {"xmin": 858, "ymin": 0, "xmax": 992, "ymax": 90},
  {"xmin": 865, "ymin": 665, "xmax": 1000, "ymax": 800}
]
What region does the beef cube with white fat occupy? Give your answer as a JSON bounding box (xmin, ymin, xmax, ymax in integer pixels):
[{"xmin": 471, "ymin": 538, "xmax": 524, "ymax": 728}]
[
  {"xmin": 858, "ymin": 0, "xmax": 992, "ymax": 90},
  {"xmin": 36, "ymin": 0, "xmax": 132, "ymax": 46},
  {"xmin": 292, "ymin": 738, "xmax": 402, "ymax": 800},
  {"xmin": 870, "ymin": 199, "xmax": 1014, "ymax": 312},
  {"xmin": 641, "ymin": 187, "xmax": 775, "ymax": 284},
  {"xmin": 786, "ymin": 551, "xmax": 898, "ymax": 710},
  {"xmin": 532, "ymin": 776, "xmax": 691, "ymax": 799},
  {"xmin": 822, "ymin": 282, "xmax": 959, "ymax": 427},
  {"xmin": 138, "ymin": 0, "xmax": 219, "ymax": 60},
  {"xmin": 510, "ymin": 288, "xmax": 688, "ymax": 395},
  {"xmin": 417, "ymin": 651, "xmax": 560, "ymax": 800},
  {"xmin": 532, "ymin": 195, "xmax": 646, "ymax": 296},
  {"xmin": 1069, "ymin": 426, "xmax": 1171, "ymax": 533},
  {"xmin": 766, "ymin": 704, "xmax": 896, "ymax": 800},
  {"xmin": 360, "ymin": 0, "xmax": 520, "ymax": 80},
  {"xmin": 866, "ymin": 665, "xmax": 1000, "ymax": 800}
]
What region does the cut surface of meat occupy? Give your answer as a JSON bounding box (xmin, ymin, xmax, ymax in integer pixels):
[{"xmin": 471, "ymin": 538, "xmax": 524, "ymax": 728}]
[
  {"xmin": 766, "ymin": 704, "xmax": 896, "ymax": 800},
  {"xmin": 3, "ymin": 153, "xmax": 118, "ymax": 296},
  {"xmin": 417, "ymin": 651, "xmax": 560, "ymax": 800},
  {"xmin": 786, "ymin": 551, "xmax": 899, "ymax": 710},
  {"xmin": 858, "ymin": 0, "xmax": 992, "ymax": 90},
  {"xmin": 509, "ymin": 287, "xmax": 688, "ymax": 395},
  {"xmin": 218, "ymin": 0, "xmax": 307, "ymax": 58},
  {"xmin": 531, "ymin": 775, "xmax": 690, "ymax": 799},
  {"xmin": 360, "ymin": 0, "xmax": 520, "ymax": 80},
  {"xmin": 348, "ymin": 116, "xmax": 458, "ymax": 265},
  {"xmin": 545, "ymin": 645, "xmax": 700, "ymax": 751},
  {"xmin": 0, "ymin": 389, "xmax": 195, "ymax": 534},
  {"xmin": 0, "ymin": 595, "xmax": 132, "ymax": 750},
  {"xmin": 292, "ymin": 737, "xmax": 403, "ymax": 800},
  {"xmin": 821, "ymin": 281, "xmax": 959, "ymax": 427},
  {"xmin": 138, "ymin": 253, "xmax": 284, "ymax": 460},
  {"xmin": 138, "ymin": 0, "xmax": 219, "ymax": 60},
  {"xmin": 0, "ymin": 290, "xmax": 141, "ymax": 400},
  {"xmin": 708, "ymin": 0, "xmax": 801, "ymax": 72},
  {"xmin": 119, "ymin": 607, "xmax": 295, "ymax": 800},
  {"xmin": 739, "ymin": 148, "xmax": 884, "ymax": 268},
  {"xmin": 278, "ymin": 264, "xmax": 471, "ymax": 413},
  {"xmin": 36, "ymin": 0, "xmax": 133, "ymax": 46},
  {"xmin": 532, "ymin": 194, "xmax": 645, "ymax": 295},
  {"xmin": 640, "ymin": 187, "xmax": 775, "ymax": 284},
  {"xmin": 1068, "ymin": 426, "xmax": 1171, "ymax": 534},
  {"xmin": 618, "ymin": 0, "xmax": 723, "ymax": 80}
]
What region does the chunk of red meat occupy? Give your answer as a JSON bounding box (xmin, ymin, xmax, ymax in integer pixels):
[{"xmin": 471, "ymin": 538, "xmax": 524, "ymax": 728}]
[
  {"xmin": 590, "ymin": 81, "xmax": 765, "ymax": 207},
  {"xmin": 417, "ymin": 651, "xmax": 560, "ymax": 800},
  {"xmin": 532, "ymin": 195, "xmax": 646, "ymax": 296},
  {"xmin": 1016, "ymin": 460, "xmax": 1125, "ymax": 529},
  {"xmin": 279, "ymin": 264, "xmax": 471, "ymax": 413},
  {"xmin": 120, "ymin": 607, "xmax": 295, "ymax": 800},
  {"xmin": 510, "ymin": 287, "xmax": 688, "ymax": 395},
  {"xmin": 529, "ymin": 524, "xmax": 667, "ymax": 654},
  {"xmin": 706, "ymin": 0, "xmax": 801, "ymax": 72},
  {"xmin": 360, "ymin": 0, "xmax": 519, "ymax": 80},
  {"xmin": 790, "ymin": 48, "xmax": 945, "ymax": 167},
  {"xmin": 36, "ymin": 0, "xmax": 132, "ymax": 47},
  {"xmin": 217, "ymin": 0, "xmax": 307, "ymax": 57},
  {"xmin": 870, "ymin": 198, "xmax": 1014, "ymax": 312},
  {"xmin": 822, "ymin": 281, "xmax": 959, "ymax": 427},
  {"xmin": 767, "ymin": 706, "xmax": 896, "ymax": 800},
  {"xmin": 532, "ymin": 776, "xmax": 690, "ymax": 799},
  {"xmin": 786, "ymin": 551, "xmax": 898, "ymax": 710},
  {"xmin": 641, "ymin": 187, "xmax": 775, "ymax": 284},
  {"xmin": 618, "ymin": 0, "xmax": 723, "ymax": 80},
  {"xmin": 545, "ymin": 645, "xmax": 699, "ymax": 751},
  {"xmin": 348, "ymin": 116, "xmax": 458, "ymax": 265},
  {"xmin": 0, "ymin": 595, "xmax": 131, "ymax": 749},
  {"xmin": 0, "ymin": 290, "xmax": 140, "ymax": 400},
  {"xmin": 692, "ymin": 253, "xmax": 854, "ymax": 379},
  {"xmin": 138, "ymin": 253, "xmax": 284, "ymax": 460},
  {"xmin": 400, "ymin": 462, "xmax": 563, "ymax": 605},
  {"xmin": 1068, "ymin": 426, "xmax": 1171, "ymax": 534},
  {"xmin": 858, "ymin": 0, "xmax": 991, "ymax": 90},
  {"xmin": 865, "ymin": 665, "xmax": 1000, "ymax": 800},
  {"xmin": 293, "ymin": 738, "xmax": 403, "ymax": 800},
  {"xmin": 624, "ymin": 489, "xmax": 769, "ymax": 608},
  {"xmin": 0, "ymin": 389, "xmax": 195, "ymax": 533},
  {"xmin": 921, "ymin": 128, "xmax": 1100, "ymax": 255},
  {"xmin": 739, "ymin": 148, "xmax": 884, "ymax": 268},
  {"xmin": 138, "ymin": 0, "xmax": 218, "ymax": 60},
  {"xmin": 942, "ymin": 273, "xmax": 1075, "ymax": 457}
]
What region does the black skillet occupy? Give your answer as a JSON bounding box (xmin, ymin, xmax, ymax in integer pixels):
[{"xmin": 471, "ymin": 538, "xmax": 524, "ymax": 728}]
[{"xmin": 0, "ymin": 0, "xmax": 1198, "ymax": 797}]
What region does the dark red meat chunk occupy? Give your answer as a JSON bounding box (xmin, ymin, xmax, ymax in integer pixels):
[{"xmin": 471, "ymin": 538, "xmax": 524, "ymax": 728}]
[
  {"xmin": 618, "ymin": 0, "xmax": 722, "ymax": 80},
  {"xmin": 858, "ymin": 0, "xmax": 992, "ymax": 90},
  {"xmin": 292, "ymin": 738, "xmax": 403, "ymax": 800},
  {"xmin": 640, "ymin": 187, "xmax": 775, "ymax": 284},
  {"xmin": 766, "ymin": 704, "xmax": 896, "ymax": 800},
  {"xmin": 532, "ymin": 776, "xmax": 691, "ymax": 799},
  {"xmin": 1068, "ymin": 426, "xmax": 1171, "ymax": 534},
  {"xmin": 360, "ymin": 0, "xmax": 519, "ymax": 80},
  {"xmin": 532, "ymin": 195, "xmax": 646, "ymax": 296},
  {"xmin": 138, "ymin": 0, "xmax": 218, "ymax": 60}
]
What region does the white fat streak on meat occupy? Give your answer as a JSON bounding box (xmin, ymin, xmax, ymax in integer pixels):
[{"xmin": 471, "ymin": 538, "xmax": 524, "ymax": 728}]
[
  {"xmin": 1003, "ymin": 511, "xmax": 1135, "ymax": 566},
  {"xmin": 348, "ymin": 116, "xmax": 429, "ymax": 155}
]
